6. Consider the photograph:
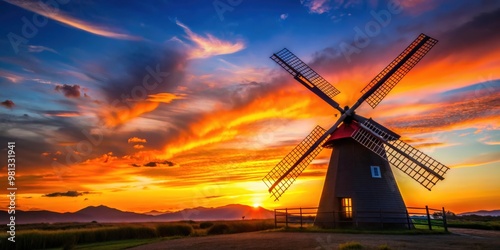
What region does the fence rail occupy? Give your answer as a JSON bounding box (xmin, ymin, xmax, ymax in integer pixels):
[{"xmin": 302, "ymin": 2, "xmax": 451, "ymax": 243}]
[{"xmin": 274, "ymin": 206, "xmax": 447, "ymax": 231}]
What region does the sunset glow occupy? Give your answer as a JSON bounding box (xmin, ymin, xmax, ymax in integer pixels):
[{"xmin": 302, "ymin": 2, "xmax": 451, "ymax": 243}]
[{"xmin": 0, "ymin": 0, "xmax": 499, "ymax": 216}]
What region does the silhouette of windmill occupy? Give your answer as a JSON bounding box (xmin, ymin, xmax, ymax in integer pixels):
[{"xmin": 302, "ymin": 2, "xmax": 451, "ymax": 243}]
[{"xmin": 263, "ymin": 34, "xmax": 449, "ymax": 228}]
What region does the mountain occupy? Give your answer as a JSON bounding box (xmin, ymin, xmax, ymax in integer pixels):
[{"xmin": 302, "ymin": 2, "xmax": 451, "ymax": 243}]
[
  {"xmin": 0, "ymin": 204, "xmax": 274, "ymax": 224},
  {"xmin": 459, "ymin": 209, "xmax": 500, "ymax": 217},
  {"xmin": 156, "ymin": 204, "xmax": 274, "ymax": 221},
  {"xmin": 74, "ymin": 205, "xmax": 155, "ymax": 222},
  {"xmin": 143, "ymin": 210, "xmax": 169, "ymax": 216}
]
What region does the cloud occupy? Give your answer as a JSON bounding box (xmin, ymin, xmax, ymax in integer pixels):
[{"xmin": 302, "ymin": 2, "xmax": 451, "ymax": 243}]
[
  {"xmin": 280, "ymin": 13, "xmax": 289, "ymax": 20},
  {"xmin": 434, "ymin": 8, "xmax": 500, "ymax": 60},
  {"xmin": 96, "ymin": 45, "xmax": 187, "ymax": 127},
  {"xmin": 1, "ymin": 100, "xmax": 15, "ymax": 109},
  {"xmin": 133, "ymin": 144, "xmax": 144, "ymax": 149},
  {"xmin": 102, "ymin": 102, "xmax": 160, "ymax": 127},
  {"xmin": 43, "ymin": 191, "xmax": 91, "ymax": 197},
  {"xmin": 43, "ymin": 111, "xmax": 80, "ymax": 117},
  {"xmin": 128, "ymin": 137, "xmax": 147, "ymax": 143},
  {"xmin": 148, "ymin": 93, "xmax": 186, "ymax": 103},
  {"xmin": 479, "ymin": 136, "xmax": 500, "ymax": 146},
  {"xmin": 28, "ymin": 45, "xmax": 58, "ymax": 54},
  {"xmin": 175, "ymin": 20, "xmax": 245, "ymax": 59},
  {"xmin": 157, "ymin": 79, "xmax": 322, "ymax": 158},
  {"xmin": 205, "ymin": 195, "xmax": 222, "ymax": 199},
  {"xmin": 306, "ymin": 8, "xmax": 500, "ymax": 105},
  {"xmin": 55, "ymin": 84, "xmax": 81, "ymax": 98},
  {"xmin": 450, "ymin": 154, "xmax": 500, "ymax": 169},
  {"xmin": 0, "ymin": 70, "xmax": 23, "ymax": 83},
  {"xmin": 143, "ymin": 160, "xmax": 175, "ymax": 167},
  {"xmin": 5, "ymin": 0, "xmax": 140, "ymax": 40},
  {"xmin": 399, "ymin": 0, "xmax": 437, "ymax": 15},
  {"xmin": 143, "ymin": 162, "xmax": 157, "ymax": 167},
  {"xmin": 301, "ymin": 0, "xmax": 331, "ymax": 14},
  {"xmin": 384, "ymin": 81, "xmax": 500, "ymax": 135}
]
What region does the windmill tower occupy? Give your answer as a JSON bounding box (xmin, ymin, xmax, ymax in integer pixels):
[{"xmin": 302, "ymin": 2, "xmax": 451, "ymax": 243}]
[{"xmin": 263, "ymin": 34, "xmax": 449, "ymax": 229}]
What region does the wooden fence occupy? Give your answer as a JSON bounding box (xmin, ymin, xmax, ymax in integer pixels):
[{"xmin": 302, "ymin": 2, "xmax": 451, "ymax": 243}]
[{"xmin": 274, "ymin": 206, "xmax": 448, "ymax": 231}]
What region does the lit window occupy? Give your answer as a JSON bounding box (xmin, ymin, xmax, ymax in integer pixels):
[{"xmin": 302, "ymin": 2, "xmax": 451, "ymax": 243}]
[
  {"xmin": 371, "ymin": 166, "xmax": 381, "ymax": 178},
  {"xmin": 340, "ymin": 197, "xmax": 352, "ymax": 219}
]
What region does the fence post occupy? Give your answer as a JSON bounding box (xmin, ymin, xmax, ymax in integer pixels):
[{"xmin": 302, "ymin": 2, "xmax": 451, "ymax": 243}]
[
  {"xmin": 406, "ymin": 209, "xmax": 411, "ymax": 230},
  {"xmin": 442, "ymin": 207, "xmax": 448, "ymax": 232},
  {"xmin": 300, "ymin": 207, "xmax": 303, "ymax": 228},
  {"xmin": 425, "ymin": 205, "xmax": 432, "ymax": 230},
  {"xmin": 274, "ymin": 209, "xmax": 277, "ymax": 228},
  {"xmin": 285, "ymin": 208, "xmax": 288, "ymax": 228}
]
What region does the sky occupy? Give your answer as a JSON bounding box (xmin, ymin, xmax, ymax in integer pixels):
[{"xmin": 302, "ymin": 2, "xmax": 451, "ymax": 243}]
[{"xmin": 0, "ymin": 0, "xmax": 499, "ymax": 215}]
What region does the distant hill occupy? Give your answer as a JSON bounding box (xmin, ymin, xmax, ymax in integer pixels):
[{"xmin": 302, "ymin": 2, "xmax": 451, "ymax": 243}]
[
  {"xmin": 0, "ymin": 204, "xmax": 274, "ymax": 224},
  {"xmin": 156, "ymin": 204, "xmax": 274, "ymax": 221},
  {"xmin": 143, "ymin": 210, "xmax": 169, "ymax": 216},
  {"xmin": 459, "ymin": 210, "xmax": 500, "ymax": 217}
]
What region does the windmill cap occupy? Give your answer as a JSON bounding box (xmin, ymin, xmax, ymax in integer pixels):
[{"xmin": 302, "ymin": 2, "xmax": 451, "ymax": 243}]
[{"xmin": 323, "ymin": 122, "xmax": 361, "ymax": 148}]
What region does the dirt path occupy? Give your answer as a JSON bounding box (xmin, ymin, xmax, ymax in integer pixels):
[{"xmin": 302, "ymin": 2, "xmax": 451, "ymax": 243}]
[{"xmin": 130, "ymin": 229, "xmax": 500, "ymax": 250}]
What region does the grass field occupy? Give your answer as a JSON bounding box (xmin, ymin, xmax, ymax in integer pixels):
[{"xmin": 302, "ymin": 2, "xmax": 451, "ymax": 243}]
[
  {"xmin": 0, "ymin": 220, "xmax": 275, "ymax": 250},
  {"xmin": 447, "ymin": 219, "xmax": 500, "ymax": 230},
  {"xmin": 48, "ymin": 239, "xmax": 162, "ymax": 250},
  {"xmin": 2, "ymin": 217, "xmax": 499, "ymax": 249}
]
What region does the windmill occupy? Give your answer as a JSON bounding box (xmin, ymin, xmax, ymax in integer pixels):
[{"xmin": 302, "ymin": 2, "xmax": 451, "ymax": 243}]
[{"xmin": 262, "ymin": 34, "xmax": 449, "ymax": 228}]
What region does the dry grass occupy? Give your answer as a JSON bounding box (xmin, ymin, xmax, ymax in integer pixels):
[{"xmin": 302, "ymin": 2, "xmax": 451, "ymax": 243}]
[
  {"xmin": 2, "ymin": 220, "xmax": 275, "ymax": 249},
  {"xmin": 339, "ymin": 241, "xmax": 364, "ymax": 249}
]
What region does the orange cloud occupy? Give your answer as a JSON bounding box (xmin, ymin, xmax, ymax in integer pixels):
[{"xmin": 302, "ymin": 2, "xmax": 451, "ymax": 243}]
[
  {"xmin": 99, "ymin": 93, "xmax": 186, "ymax": 127},
  {"xmin": 175, "ymin": 20, "xmax": 245, "ymax": 59},
  {"xmin": 5, "ymin": 0, "xmax": 140, "ymax": 40},
  {"xmin": 43, "ymin": 111, "xmax": 80, "ymax": 117},
  {"xmin": 161, "ymin": 84, "xmax": 329, "ymax": 158},
  {"xmin": 101, "ymin": 101, "xmax": 159, "ymax": 127},
  {"xmin": 147, "ymin": 93, "xmax": 186, "ymax": 103},
  {"xmin": 451, "ymin": 158, "xmax": 500, "ymax": 169},
  {"xmin": 128, "ymin": 137, "xmax": 147, "ymax": 143},
  {"xmin": 383, "ymin": 90, "xmax": 500, "ymax": 136}
]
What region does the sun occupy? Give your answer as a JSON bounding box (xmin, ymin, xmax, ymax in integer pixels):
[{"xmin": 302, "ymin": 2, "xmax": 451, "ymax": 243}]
[{"xmin": 252, "ymin": 203, "xmax": 260, "ymax": 208}]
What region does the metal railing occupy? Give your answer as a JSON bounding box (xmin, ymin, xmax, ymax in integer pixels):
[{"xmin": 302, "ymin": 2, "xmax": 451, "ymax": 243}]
[{"xmin": 274, "ymin": 205, "xmax": 447, "ymax": 231}]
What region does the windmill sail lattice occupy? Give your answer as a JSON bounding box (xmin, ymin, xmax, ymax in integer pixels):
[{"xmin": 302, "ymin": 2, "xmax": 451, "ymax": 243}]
[
  {"xmin": 384, "ymin": 140, "xmax": 449, "ymax": 190},
  {"xmin": 361, "ymin": 34, "xmax": 438, "ymax": 109},
  {"xmin": 262, "ymin": 125, "xmax": 329, "ymax": 201},
  {"xmin": 271, "ymin": 48, "xmax": 341, "ymax": 110},
  {"xmin": 352, "ymin": 120, "xmax": 449, "ymax": 190}
]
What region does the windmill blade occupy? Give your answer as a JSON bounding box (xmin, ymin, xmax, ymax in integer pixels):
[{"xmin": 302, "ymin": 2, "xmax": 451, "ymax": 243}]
[
  {"xmin": 352, "ymin": 120, "xmax": 449, "ymax": 190},
  {"xmin": 352, "ymin": 115, "xmax": 401, "ymax": 140},
  {"xmin": 359, "ymin": 34, "xmax": 438, "ymax": 109},
  {"xmin": 262, "ymin": 125, "xmax": 329, "ymax": 201},
  {"xmin": 384, "ymin": 139, "xmax": 450, "ymax": 190},
  {"xmin": 271, "ymin": 48, "xmax": 343, "ymax": 113}
]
